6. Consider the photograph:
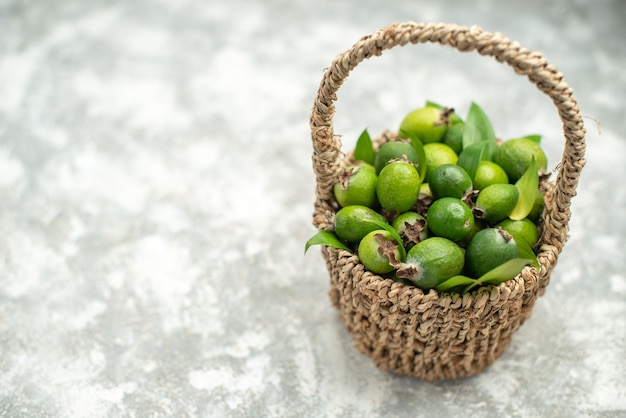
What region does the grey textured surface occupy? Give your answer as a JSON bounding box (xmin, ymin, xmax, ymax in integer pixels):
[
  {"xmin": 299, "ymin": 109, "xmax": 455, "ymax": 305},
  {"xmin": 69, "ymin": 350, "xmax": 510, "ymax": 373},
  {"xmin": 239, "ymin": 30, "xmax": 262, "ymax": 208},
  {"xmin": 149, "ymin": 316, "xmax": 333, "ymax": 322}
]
[{"xmin": 1, "ymin": 0, "xmax": 625, "ymax": 417}]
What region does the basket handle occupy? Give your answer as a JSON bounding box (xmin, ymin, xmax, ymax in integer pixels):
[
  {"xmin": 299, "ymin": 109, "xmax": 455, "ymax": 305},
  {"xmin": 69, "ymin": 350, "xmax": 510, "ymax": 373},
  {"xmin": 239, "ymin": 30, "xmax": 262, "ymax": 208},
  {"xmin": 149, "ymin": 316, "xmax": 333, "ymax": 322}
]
[{"xmin": 310, "ymin": 22, "xmax": 586, "ymax": 248}]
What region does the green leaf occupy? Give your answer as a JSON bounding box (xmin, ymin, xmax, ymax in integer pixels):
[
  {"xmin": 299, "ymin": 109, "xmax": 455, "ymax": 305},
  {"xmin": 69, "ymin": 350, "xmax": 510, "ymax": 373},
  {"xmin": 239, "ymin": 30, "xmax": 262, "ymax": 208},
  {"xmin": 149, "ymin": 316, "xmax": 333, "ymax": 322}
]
[
  {"xmin": 367, "ymin": 219, "xmax": 407, "ymax": 262},
  {"xmin": 479, "ymin": 139, "xmax": 497, "ymax": 161},
  {"xmin": 435, "ymin": 275, "xmax": 476, "ymax": 292},
  {"xmin": 354, "ymin": 128, "xmax": 375, "ymax": 165},
  {"xmin": 425, "ymin": 100, "xmax": 444, "ymax": 109},
  {"xmin": 399, "ymin": 129, "xmax": 427, "ymax": 182},
  {"xmin": 509, "ymin": 158, "xmax": 539, "ymax": 220},
  {"xmin": 304, "ymin": 230, "xmax": 351, "ymax": 254},
  {"xmin": 516, "ymin": 236, "xmax": 540, "ymax": 270},
  {"xmin": 465, "ymin": 258, "xmax": 532, "ymax": 291},
  {"xmin": 523, "ymin": 134, "xmax": 542, "ymax": 144},
  {"xmin": 462, "ymin": 102, "xmax": 496, "ymax": 149},
  {"xmin": 457, "ymin": 140, "xmax": 497, "ymax": 180}
]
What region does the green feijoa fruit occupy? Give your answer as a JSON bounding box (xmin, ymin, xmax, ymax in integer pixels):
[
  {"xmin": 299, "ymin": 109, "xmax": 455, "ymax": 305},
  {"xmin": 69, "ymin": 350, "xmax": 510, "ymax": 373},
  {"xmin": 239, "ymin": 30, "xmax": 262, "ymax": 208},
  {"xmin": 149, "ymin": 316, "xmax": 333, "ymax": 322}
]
[
  {"xmin": 473, "ymin": 183, "xmax": 519, "ymax": 223},
  {"xmin": 398, "ymin": 106, "xmax": 449, "ymax": 144},
  {"xmin": 497, "ymin": 218, "xmax": 539, "ymax": 247},
  {"xmin": 334, "ymin": 205, "xmax": 388, "ymax": 243},
  {"xmin": 376, "ymin": 161, "xmax": 421, "ymax": 213},
  {"xmin": 427, "ymin": 197, "xmax": 474, "ymax": 242},
  {"xmin": 423, "ymin": 142, "xmax": 458, "ymax": 182},
  {"xmin": 396, "ymin": 237, "xmax": 465, "ymax": 289},
  {"xmin": 442, "ymin": 121, "xmax": 464, "ymax": 154},
  {"xmin": 466, "ymin": 227, "xmax": 519, "ymax": 278},
  {"xmin": 494, "ymin": 138, "xmax": 548, "ymax": 182},
  {"xmin": 473, "ymin": 161, "xmax": 509, "ymax": 191},
  {"xmin": 358, "ymin": 230, "xmax": 401, "ymax": 274},
  {"xmin": 392, "ymin": 211, "xmax": 429, "ymax": 250},
  {"xmin": 374, "ymin": 141, "xmax": 420, "ymax": 174},
  {"xmin": 429, "ymin": 163, "xmax": 473, "ymax": 199},
  {"xmin": 333, "ymin": 164, "xmax": 378, "ymax": 208}
]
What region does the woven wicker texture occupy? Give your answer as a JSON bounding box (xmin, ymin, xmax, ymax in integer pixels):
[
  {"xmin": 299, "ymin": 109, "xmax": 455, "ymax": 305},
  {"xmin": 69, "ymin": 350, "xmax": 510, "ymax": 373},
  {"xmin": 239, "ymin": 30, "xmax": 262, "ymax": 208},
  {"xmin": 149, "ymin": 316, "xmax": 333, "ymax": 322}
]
[{"xmin": 310, "ymin": 22, "xmax": 586, "ymax": 381}]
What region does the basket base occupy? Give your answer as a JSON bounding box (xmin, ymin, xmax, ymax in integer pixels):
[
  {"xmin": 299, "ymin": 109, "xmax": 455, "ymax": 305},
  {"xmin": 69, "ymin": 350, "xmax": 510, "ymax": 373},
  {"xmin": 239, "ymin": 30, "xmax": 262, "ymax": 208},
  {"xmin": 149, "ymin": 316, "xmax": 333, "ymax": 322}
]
[{"xmin": 323, "ymin": 246, "xmax": 544, "ymax": 381}]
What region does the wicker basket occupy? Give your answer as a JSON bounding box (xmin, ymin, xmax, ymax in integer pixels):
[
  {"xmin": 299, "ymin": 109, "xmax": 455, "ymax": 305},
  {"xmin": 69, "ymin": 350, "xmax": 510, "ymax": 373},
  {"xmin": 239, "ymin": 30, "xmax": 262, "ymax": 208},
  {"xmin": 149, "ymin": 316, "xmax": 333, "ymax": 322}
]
[{"xmin": 309, "ymin": 22, "xmax": 586, "ymax": 381}]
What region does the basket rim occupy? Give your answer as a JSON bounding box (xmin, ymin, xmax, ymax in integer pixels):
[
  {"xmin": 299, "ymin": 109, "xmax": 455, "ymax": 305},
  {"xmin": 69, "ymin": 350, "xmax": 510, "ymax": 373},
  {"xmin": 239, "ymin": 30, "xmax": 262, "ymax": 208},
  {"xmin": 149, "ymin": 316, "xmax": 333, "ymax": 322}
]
[{"xmin": 325, "ymin": 244, "xmax": 548, "ymax": 303}]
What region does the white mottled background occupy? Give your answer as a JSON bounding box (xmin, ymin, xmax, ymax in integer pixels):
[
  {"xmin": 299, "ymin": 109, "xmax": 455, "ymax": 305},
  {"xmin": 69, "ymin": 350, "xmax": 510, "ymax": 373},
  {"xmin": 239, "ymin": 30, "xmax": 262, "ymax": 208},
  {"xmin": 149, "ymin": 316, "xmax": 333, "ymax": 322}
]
[{"xmin": 0, "ymin": 0, "xmax": 625, "ymax": 417}]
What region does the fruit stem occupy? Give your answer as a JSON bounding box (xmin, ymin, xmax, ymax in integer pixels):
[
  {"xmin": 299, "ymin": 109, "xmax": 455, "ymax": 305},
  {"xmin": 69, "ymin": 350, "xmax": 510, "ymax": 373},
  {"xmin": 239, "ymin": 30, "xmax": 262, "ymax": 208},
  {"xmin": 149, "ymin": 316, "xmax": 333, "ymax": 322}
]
[
  {"xmin": 375, "ymin": 233, "xmax": 402, "ymax": 267},
  {"xmin": 472, "ymin": 206, "xmax": 487, "ymax": 220},
  {"xmin": 338, "ymin": 167, "xmax": 355, "ymax": 189},
  {"xmin": 395, "ymin": 262, "xmax": 421, "ymax": 281},
  {"xmin": 435, "ymin": 107, "xmax": 454, "ymax": 126},
  {"xmin": 496, "ymin": 227, "xmax": 514, "ymax": 242}
]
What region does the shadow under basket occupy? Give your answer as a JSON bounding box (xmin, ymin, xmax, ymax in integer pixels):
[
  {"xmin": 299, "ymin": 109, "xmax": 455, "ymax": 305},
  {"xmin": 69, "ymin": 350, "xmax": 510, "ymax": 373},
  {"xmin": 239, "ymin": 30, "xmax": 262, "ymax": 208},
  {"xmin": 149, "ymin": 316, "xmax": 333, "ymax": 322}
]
[{"xmin": 309, "ymin": 22, "xmax": 586, "ymax": 381}]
